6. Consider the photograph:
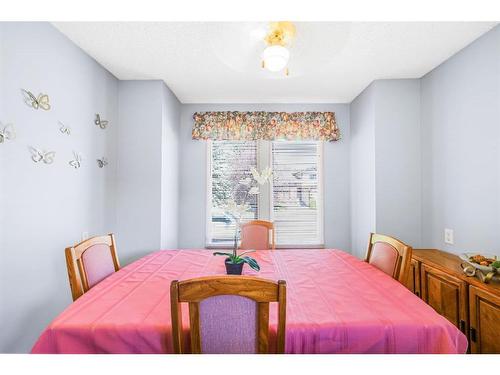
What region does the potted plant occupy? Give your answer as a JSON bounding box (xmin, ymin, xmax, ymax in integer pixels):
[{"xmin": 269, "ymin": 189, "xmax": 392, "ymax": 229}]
[
  {"xmin": 213, "ymin": 250, "xmax": 260, "ymax": 275},
  {"xmin": 213, "ymin": 166, "xmax": 272, "ymax": 275}
]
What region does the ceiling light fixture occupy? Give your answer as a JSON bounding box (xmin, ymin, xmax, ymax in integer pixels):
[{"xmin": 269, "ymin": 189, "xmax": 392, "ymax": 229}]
[
  {"xmin": 262, "ymin": 45, "xmax": 290, "ymax": 72},
  {"xmin": 261, "ymin": 22, "xmax": 296, "ymax": 76}
]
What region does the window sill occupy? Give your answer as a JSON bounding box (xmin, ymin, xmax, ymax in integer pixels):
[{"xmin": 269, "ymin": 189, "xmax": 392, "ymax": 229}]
[{"xmin": 205, "ymin": 244, "xmax": 325, "ymax": 250}]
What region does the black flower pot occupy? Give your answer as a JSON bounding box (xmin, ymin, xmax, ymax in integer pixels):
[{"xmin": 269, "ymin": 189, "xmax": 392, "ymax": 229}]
[{"xmin": 225, "ymin": 259, "xmax": 244, "ymax": 275}]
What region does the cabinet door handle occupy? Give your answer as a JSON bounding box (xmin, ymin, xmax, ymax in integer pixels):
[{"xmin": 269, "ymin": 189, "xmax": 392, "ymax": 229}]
[
  {"xmin": 460, "ymin": 320, "xmax": 466, "ymax": 333},
  {"xmin": 470, "ymin": 327, "xmax": 477, "ymax": 342}
]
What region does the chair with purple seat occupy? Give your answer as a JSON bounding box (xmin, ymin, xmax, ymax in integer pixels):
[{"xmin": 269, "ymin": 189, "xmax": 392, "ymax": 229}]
[
  {"xmin": 170, "ymin": 276, "xmax": 287, "ymax": 354},
  {"xmin": 240, "ymin": 220, "xmax": 275, "ymax": 250},
  {"xmin": 65, "ymin": 233, "xmax": 120, "ymax": 301},
  {"xmin": 365, "ymin": 232, "xmax": 413, "ymax": 284}
]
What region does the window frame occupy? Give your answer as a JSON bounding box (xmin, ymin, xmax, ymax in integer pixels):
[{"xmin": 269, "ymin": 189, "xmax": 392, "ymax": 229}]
[
  {"xmin": 205, "ymin": 140, "xmax": 214, "ymax": 247},
  {"xmin": 205, "ymin": 140, "xmax": 325, "ymax": 249}
]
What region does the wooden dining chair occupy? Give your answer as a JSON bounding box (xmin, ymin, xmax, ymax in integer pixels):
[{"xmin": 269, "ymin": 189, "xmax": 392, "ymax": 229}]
[
  {"xmin": 240, "ymin": 220, "xmax": 276, "ymax": 250},
  {"xmin": 365, "ymin": 233, "xmax": 413, "ymax": 284},
  {"xmin": 170, "ymin": 276, "xmax": 286, "ymax": 354},
  {"xmin": 65, "ymin": 233, "xmax": 120, "ymax": 301}
]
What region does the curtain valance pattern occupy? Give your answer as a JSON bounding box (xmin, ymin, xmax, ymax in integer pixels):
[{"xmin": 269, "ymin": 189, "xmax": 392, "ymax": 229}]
[{"xmin": 192, "ymin": 111, "xmax": 340, "ymax": 142}]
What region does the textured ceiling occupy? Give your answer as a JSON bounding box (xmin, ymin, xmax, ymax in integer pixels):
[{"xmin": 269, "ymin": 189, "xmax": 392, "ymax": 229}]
[{"xmin": 53, "ymin": 22, "xmax": 497, "ymax": 103}]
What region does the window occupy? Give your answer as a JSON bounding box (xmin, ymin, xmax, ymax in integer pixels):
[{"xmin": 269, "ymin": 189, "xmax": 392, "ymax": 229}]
[
  {"xmin": 271, "ymin": 142, "xmax": 323, "ymax": 247},
  {"xmin": 207, "ymin": 141, "xmax": 323, "ymax": 247},
  {"xmin": 208, "ymin": 141, "xmax": 258, "ymax": 245}
]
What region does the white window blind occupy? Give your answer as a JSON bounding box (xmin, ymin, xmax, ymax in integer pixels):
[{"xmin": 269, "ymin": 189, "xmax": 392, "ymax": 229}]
[
  {"xmin": 208, "ymin": 141, "xmax": 257, "ymax": 245},
  {"xmin": 271, "ymin": 141, "xmax": 323, "ymax": 246}
]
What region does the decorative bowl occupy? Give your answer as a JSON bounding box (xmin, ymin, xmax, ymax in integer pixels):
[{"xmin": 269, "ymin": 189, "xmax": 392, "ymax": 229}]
[{"xmin": 459, "ymin": 253, "xmax": 498, "ymax": 273}]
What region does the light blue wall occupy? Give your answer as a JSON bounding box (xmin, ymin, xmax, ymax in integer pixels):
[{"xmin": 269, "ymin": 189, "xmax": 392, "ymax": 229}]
[
  {"xmin": 349, "ymin": 84, "xmax": 376, "ymax": 257},
  {"xmin": 0, "ymin": 22, "xmax": 119, "ymax": 353},
  {"xmin": 349, "ymin": 79, "xmax": 422, "ymax": 256},
  {"xmin": 421, "ymin": 25, "xmax": 500, "ymax": 255},
  {"xmin": 374, "ymin": 79, "xmax": 421, "ymax": 248},
  {"xmin": 115, "ymin": 80, "xmax": 181, "ymax": 264},
  {"xmin": 0, "ymin": 24, "xmax": 182, "ymax": 354},
  {"xmin": 116, "ymin": 81, "xmax": 163, "ymax": 263},
  {"xmin": 161, "ymin": 83, "xmax": 181, "ymax": 249},
  {"xmin": 350, "ymin": 25, "xmax": 500, "ymax": 256},
  {"xmin": 178, "ymin": 103, "xmax": 351, "ymax": 251}
]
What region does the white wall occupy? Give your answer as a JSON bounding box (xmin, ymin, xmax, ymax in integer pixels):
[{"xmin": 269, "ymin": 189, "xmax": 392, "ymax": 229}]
[
  {"xmin": 116, "ymin": 80, "xmax": 181, "ymax": 264},
  {"xmin": 0, "ymin": 23, "xmax": 118, "ymax": 352},
  {"xmin": 349, "ymin": 84, "xmax": 376, "ymax": 257},
  {"xmin": 421, "ymin": 25, "xmax": 500, "ymax": 255},
  {"xmin": 178, "ymin": 103, "xmax": 351, "ymax": 251}
]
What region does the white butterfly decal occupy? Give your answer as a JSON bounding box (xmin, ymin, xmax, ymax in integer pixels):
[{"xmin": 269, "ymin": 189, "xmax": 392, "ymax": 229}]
[
  {"xmin": 94, "ymin": 114, "xmax": 108, "ymax": 129},
  {"xmin": 29, "ymin": 146, "xmax": 55, "ymax": 164},
  {"xmin": 96, "ymin": 157, "xmax": 108, "ymax": 168},
  {"xmin": 59, "ymin": 121, "xmax": 71, "ymax": 135},
  {"xmin": 0, "ymin": 122, "xmax": 16, "ymax": 143},
  {"xmin": 69, "ymin": 151, "xmax": 82, "ymax": 169},
  {"xmin": 22, "ymin": 89, "xmax": 51, "ymax": 111}
]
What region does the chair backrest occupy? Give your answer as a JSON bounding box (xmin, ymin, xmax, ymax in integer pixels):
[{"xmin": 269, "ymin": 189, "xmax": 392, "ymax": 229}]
[
  {"xmin": 65, "ymin": 233, "xmax": 120, "ymax": 301},
  {"xmin": 365, "ymin": 233, "xmax": 412, "ymax": 284},
  {"xmin": 170, "ymin": 276, "xmax": 286, "ymax": 354},
  {"xmin": 240, "ymin": 220, "xmax": 275, "ymax": 250}
]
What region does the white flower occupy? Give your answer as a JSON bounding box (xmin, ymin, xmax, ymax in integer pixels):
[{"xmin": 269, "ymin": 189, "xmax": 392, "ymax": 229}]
[
  {"xmin": 221, "ymin": 200, "xmax": 251, "ymax": 220},
  {"xmin": 261, "ymin": 166, "xmax": 272, "ymax": 181},
  {"xmin": 236, "ymin": 203, "xmax": 251, "ymax": 216},
  {"xmin": 248, "ymin": 186, "xmax": 260, "ymax": 195},
  {"xmin": 251, "ymin": 166, "xmax": 273, "ymax": 185}
]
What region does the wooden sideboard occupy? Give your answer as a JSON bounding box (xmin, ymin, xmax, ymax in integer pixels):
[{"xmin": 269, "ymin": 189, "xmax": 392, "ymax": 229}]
[{"xmin": 406, "ymin": 249, "xmax": 500, "ymax": 353}]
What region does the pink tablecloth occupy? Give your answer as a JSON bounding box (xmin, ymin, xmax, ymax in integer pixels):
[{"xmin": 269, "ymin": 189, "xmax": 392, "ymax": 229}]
[{"xmin": 31, "ymin": 250, "xmax": 468, "ymax": 354}]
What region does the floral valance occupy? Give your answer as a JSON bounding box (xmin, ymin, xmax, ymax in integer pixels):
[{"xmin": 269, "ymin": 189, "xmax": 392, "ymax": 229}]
[{"xmin": 192, "ymin": 111, "xmax": 340, "ymax": 142}]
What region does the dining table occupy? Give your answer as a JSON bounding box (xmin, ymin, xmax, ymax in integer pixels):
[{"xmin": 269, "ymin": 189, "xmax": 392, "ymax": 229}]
[{"xmin": 31, "ymin": 249, "xmax": 468, "ymax": 354}]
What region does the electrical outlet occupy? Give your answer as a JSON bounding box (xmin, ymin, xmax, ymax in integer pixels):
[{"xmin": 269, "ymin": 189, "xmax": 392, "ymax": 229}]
[
  {"xmin": 444, "ymin": 228, "xmax": 454, "ymax": 245},
  {"xmin": 81, "ymin": 231, "xmax": 89, "ymax": 241}
]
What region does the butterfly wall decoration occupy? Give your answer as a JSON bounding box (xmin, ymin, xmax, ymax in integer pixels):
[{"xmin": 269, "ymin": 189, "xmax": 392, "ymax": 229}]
[
  {"xmin": 59, "ymin": 121, "xmax": 71, "ymax": 135},
  {"xmin": 22, "ymin": 89, "xmax": 51, "ymax": 111},
  {"xmin": 96, "ymin": 157, "xmax": 108, "ymax": 168},
  {"xmin": 69, "ymin": 151, "xmax": 82, "ymax": 169},
  {"xmin": 0, "ymin": 122, "xmax": 16, "ymax": 143},
  {"xmin": 94, "ymin": 114, "xmax": 108, "ymax": 129},
  {"xmin": 29, "ymin": 146, "xmax": 55, "ymax": 164}
]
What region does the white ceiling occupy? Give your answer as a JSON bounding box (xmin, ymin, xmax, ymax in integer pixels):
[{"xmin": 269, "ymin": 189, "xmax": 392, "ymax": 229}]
[{"xmin": 53, "ymin": 22, "xmax": 497, "ymax": 103}]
